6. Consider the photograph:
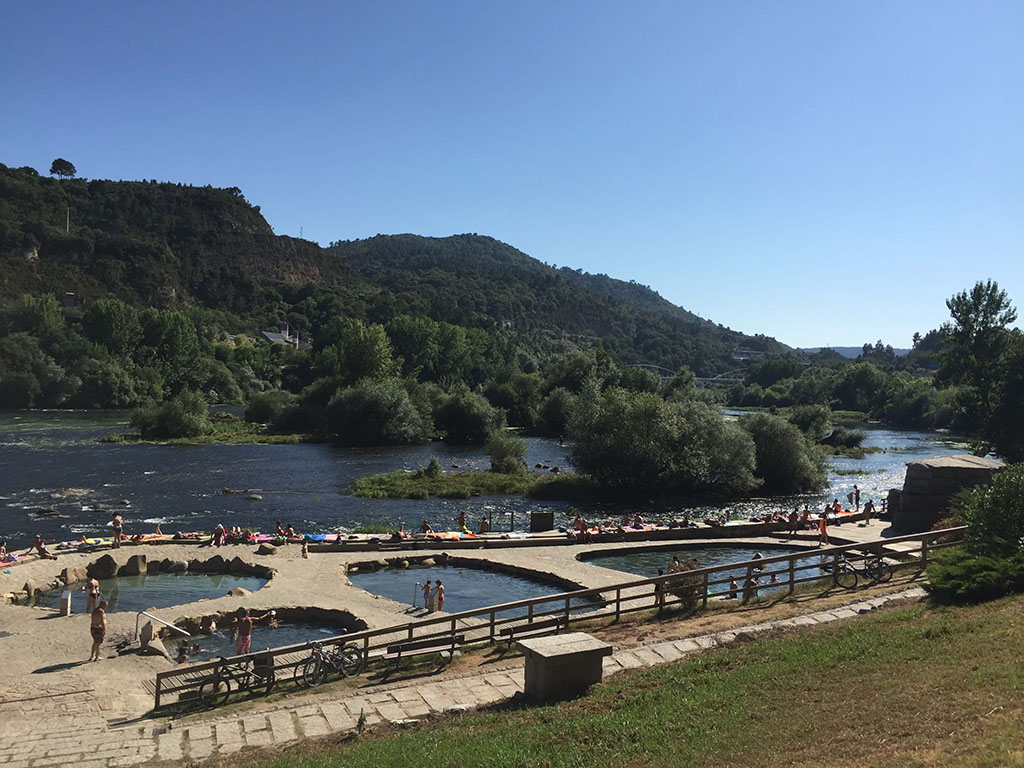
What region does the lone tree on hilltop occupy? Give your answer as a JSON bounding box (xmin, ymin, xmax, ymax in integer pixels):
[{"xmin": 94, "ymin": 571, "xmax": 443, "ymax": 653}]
[{"xmin": 49, "ymin": 158, "xmax": 77, "ymax": 179}]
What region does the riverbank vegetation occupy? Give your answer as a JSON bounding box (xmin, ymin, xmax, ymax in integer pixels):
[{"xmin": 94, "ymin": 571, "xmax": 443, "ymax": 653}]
[
  {"xmin": 234, "ymin": 594, "xmax": 1024, "ymax": 768},
  {"xmin": 351, "ymin": 469, "xmax": 597, "ymax": 501},
  {"xmin": 2, "ymin": 165, "xmax": 1020, "ymax": 466},
  {"xmin": 103, "ymin": 410, "xmax": 310, "ymax": 445}
]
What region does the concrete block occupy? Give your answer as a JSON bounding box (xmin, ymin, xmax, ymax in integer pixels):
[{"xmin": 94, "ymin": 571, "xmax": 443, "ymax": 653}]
[{"xmin": 518, "ymin": 632, "xmax": 612, "ymax": 702}]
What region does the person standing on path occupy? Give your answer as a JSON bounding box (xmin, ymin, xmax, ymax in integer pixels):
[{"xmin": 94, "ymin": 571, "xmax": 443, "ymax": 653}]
[
  {"xmin": 854, "ymin": 484, "xmax": 861, "ymax": 511},
  {"xmin": 89, "ymin": 600, "xmax": 107, "ymax": 661},
  {"xmin": 817, "ymin": 514, "xmax": 829, "ymax": 546},
  {"xmin": 86, "ymin": 578, "xmax": 100, "ymax": 613},
  {"xmin": 111, "ymin": 515, "xmax": 123, "ymax": 548},
  {"xmin": 434, "ymin": 580, "xmax": 445, "ymax": 612}
]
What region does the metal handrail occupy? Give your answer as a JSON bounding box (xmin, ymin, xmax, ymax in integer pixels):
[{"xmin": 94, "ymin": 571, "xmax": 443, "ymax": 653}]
[{"xmin": 135, "ymin": 610, "xmax": 191, "ymax": 644}]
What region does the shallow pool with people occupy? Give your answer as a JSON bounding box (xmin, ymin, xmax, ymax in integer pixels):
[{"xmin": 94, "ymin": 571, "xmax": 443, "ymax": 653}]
[
  {"xmin": 583, "ymin": 544, "xmax": 831, "ymax": 596},
  {"xmin": 36, "ymin": 571, "xmax": 268, "ymax": 614},
  {"xmin": 175, "ymin": 620, "xmax": 343, "ymax": 662},
  {"xmin": 349, "ymin": 564, "xmax": 596, "ymax": 617}
]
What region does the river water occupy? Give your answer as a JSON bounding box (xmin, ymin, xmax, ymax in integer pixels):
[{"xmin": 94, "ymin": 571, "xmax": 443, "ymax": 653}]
[{"xmin": 0, "ymin": 411, "xmax": 969, "ymax": 548}]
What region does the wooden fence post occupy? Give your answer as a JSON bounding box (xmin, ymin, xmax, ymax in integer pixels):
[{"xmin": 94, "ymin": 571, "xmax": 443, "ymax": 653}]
[
  {"xmin": 702, "ymin": 572, "xmax": 709, "ymax": 608},
  {"xmin": 788, "ymin": 555, "xmax": 795, "ymax": 595},
  {"xmin": 615, "ymin": 588, "xmax": 621, "ymax": 622}
]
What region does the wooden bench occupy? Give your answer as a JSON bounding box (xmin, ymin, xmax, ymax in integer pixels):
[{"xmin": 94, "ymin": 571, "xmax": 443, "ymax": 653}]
[
  {"xmin": 383, "ymin": 634, "xmax": 465, "ymax": 666},
  {"xmin": 498, "ymin": 617, "xmax": 564, "ymax": 649}
]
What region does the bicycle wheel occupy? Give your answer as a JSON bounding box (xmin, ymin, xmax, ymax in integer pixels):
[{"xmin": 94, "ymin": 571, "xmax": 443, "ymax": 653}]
[
  {"xmin": 865, "ymin": 558, "xmax": 893, "ymax": 583},
  {"xmin": 251, "ymin": 662, "xmax": 276, "ymax": 696},
  {"xmin": 301, "ymin": 656, "xmax": 326, "ymax": 688},
  {"xmin": 339, "ymin": 645, "xmax": 365, "ymax": 678},
  {"xmin": 198, "ymin": 676, "xmax": 232, "ymax": 708},
  {"xmin": 833, "ymin": 563, "xmax": 858, "ymax": 589}
]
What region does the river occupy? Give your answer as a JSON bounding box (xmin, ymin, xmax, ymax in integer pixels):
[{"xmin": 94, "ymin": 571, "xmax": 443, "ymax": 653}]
[{"xmin": 0, "ymin": 411, "xmax": 969, "ymax": 548}]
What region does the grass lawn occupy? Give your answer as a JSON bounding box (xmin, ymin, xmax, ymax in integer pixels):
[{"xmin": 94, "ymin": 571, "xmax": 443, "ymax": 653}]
[{"xmin": 229, "ymin": 594, "xmax": 1024, "ymax": 768}]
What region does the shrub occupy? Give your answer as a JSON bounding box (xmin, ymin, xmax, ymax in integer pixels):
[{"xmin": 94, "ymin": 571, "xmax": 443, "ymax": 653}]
[
  {"xmin": 485, "ymin": 430, "xmax": 528, "ymax": 474},
  {"xmin": 425, "ymin": 456, "xmax": 444, "ymax": 478},
  {"xmin": 245, "ymin": 390, "xmax": 293, "ymax": 424},
  {"xmin": 962, "ymin": 463, "xmax": 1024, "ymax": 553},
  {"xmin": 926, "ymin": 547, "xmax": 1024, "ymax": 604},
  {"xmin": 820, "ymin": 425, "xmax": 866, "ymax": 449},
  {"xmin": 130, "ymin": 389, "xmax": 210, "ymax": 439}
]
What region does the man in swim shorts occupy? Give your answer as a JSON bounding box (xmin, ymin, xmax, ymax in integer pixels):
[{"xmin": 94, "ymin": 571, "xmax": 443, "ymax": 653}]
[
  {"xmin": 89, "ymin": 600, "xmax": 108, "ymax": 661},
  {"xmin": 231, "ymin": 608, "xmax": 273, "ymax": 655}
]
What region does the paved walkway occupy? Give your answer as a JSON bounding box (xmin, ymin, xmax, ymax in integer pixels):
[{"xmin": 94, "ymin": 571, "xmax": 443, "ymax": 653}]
[{"xmin": 0, "ymin": 585, "xmax": 927, "ymax": 767}]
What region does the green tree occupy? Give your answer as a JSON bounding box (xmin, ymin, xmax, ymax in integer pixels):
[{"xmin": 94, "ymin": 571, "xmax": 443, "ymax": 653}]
[
  {"xmin": 435, "ymin": 388, "xmax": 504, "ymax": 443},
  {"xmin": 568, "ymin": 386, "xmax": 758, "ymax": 497},
  {"xmin": 324, "ymin": 378, "xmax": 431, "ymax": 445},
  {"xmin": 987, "ymin": 333, "xmax": 1024, "ymax": 462},
  {"xmin": 538, "ymin": 387, "xmax": 575, "ymax": 437},
  {"xmin": 49, "ymin": 158, "xmax": 76, "ymax": 179},
  {"xmin": 81, "ymin": 298, "xmax": 142, "ymax": 358},
  {"xmin": 938, "ymin": 280, "xmax": 1018, "ymax": 443},
  {"xmin": 314, "ymin": 318, "xmax": 397, "ymax": 384},
  {"xmin": 740, "ymin": 412, "xmax": 826, "ymax": 494}
]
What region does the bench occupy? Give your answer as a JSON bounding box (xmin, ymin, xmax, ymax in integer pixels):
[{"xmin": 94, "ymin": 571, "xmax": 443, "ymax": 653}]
[
  {"xmin": 498, "ymin": 617, "xmax": 565, "ymax": 649},
  {"xmin": 383, "ymin": 634, "xmax": 465, "ymax": 666}
]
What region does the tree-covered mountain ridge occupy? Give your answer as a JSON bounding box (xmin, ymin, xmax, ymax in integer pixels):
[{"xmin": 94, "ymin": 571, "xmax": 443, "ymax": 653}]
[
  {"xmin": 0, "ymin": 163, "xmax": 785, "ymax": 374},
  {"xmin": 330, "ymin": 233, "xmax": 788, "ymax": 373}
]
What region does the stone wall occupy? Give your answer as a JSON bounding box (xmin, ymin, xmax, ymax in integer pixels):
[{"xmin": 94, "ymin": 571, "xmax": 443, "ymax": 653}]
[{"xmin": 893, "ymin": 454, "xmax": 1004, "ymax": 533}]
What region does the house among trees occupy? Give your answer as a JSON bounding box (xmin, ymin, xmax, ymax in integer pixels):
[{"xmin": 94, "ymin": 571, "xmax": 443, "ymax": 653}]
[{"xmin": 261, "ymin": 321, "xmax": 300, "ymax": 349}]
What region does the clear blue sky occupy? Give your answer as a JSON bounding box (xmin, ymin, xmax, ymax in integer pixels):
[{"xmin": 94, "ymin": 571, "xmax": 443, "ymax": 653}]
[{"xmin": 2, "ymin": 2, "xmax": 1022, "ymax": 348}]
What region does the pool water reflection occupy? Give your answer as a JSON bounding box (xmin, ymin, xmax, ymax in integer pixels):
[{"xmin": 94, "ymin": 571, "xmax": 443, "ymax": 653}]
[{"xmin": 38, "ymin": 572, "xmax": 268, "ymax": 614}]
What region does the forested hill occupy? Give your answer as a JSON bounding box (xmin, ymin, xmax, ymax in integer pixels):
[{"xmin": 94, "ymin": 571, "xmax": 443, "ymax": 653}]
[
  {"xmin": 0, "ymin": 163, "xmax": 373, "ymax": 316},
  {"xmin": 328, "ymin": 234, "xmax": 786, "ymax": 375},
  {"xmin": 0, "ymin": 163, "xmax": 784, "ymax": 375}
]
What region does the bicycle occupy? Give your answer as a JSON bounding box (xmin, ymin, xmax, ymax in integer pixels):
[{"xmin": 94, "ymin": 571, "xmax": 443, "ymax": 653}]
[
  {"xmin": 832, "ymin": 552, "xmax": 894, "ymax": 589},
  {"xmin": 298, "ymin": 641, "xmax": 365, "ymax": 688},
  {"xmin": 196, "ymin": 655, "xmax": 276, "ymax": 708}
]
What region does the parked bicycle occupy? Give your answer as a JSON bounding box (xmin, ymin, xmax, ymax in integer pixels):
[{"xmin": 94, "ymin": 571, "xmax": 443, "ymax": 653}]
[
  {"xmin": 832, "ymin": 552, "xmax": 894, "ymax": 589},
  {"xmin": 299, "ymin": 641, "xmax": 366, "ymax": 687},
  {"xmin": 196, "ymin": 655, "xmax": 275, "ymax": 708}
]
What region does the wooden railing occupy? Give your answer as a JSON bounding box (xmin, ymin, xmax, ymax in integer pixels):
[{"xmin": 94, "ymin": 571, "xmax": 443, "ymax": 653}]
[{"xmin": 152, "ymin": 526, "xmax": 964, "ymax": 711}]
